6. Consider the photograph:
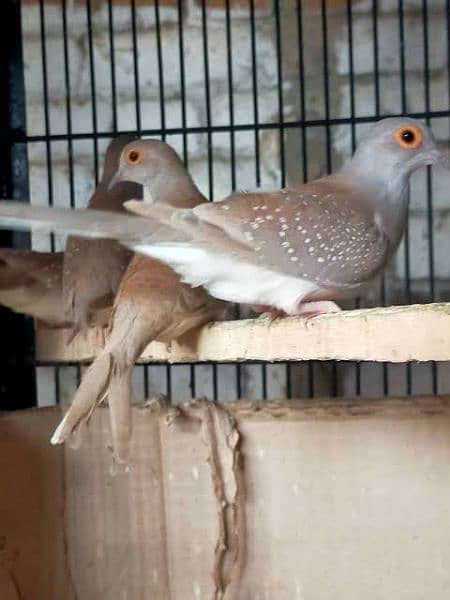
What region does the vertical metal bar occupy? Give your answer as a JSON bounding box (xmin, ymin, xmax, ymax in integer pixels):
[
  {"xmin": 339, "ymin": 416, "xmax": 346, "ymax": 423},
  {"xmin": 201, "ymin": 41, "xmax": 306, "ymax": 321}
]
[
  {"xmin": 274, "ymin": 0, "xmax": 291, "ymax": 397},
  {"xmin": 107, "ymin": 0, "xmax": 118, "ymax": 133},
  {"xmin": 398, "ymin": 0, "xmax": 412, "ymax": 395},
  {"xmin": 224, "ymin": 0, "xmax": 242, "ymax": 399},
  {"xmin": 177, "ymin": 0, "xmax": 188, "ymax": 162},
  {"xmin": 61, "ymin": 0, "xmax": 81, "ymax": 385},
  {"xmin": 155, "ymin": 0, "xmax": 166, "ymax": 138},
  {"xmin": 320, "ymin": 0, "xmax": 337, "ymax": 396},
  {"xmin": 130, "ymin": 0, "xmax": 142, "ymax": 134},
  {"xmin": 421, "ymin": 0, "xmax": 437, "ymax": 394},
  {"xmin": 86, "ymin": 0, "xmax": 99, "ymax": 182},
  {"xmin": 296, "ymin": 0, "xmax": 314, "ymax": 398},
  {"xmin": 176, "ymin": 0, "xmax": 197, "ymax": 397},
  {"xmin": 200, "ymin": 0, "xmax": 218, "ymax": 401},
  {"xmin": 372, "ymin": 0, "xmax": 388, "ymax": 396},
  {"xmin": 130, "ymin": 0, "xmax": 146, "ymax": 398},
  {"xmin": 346, "ymin": 0, "xmax": 361, "ymax": 396},
  {"xmin": 249, "ymin": 0, "xmax": 267, "ymax": 398},
  {"xmin": 152, "ymin": 0, "xmax": 172, "ymax": 398},
  {"xmin": 0, "ymin": 0, "xmax": 36, "ymax": 409},
  {"xmin": 38, "ymin": 0, "xmax": 62, "ymax": 406}
]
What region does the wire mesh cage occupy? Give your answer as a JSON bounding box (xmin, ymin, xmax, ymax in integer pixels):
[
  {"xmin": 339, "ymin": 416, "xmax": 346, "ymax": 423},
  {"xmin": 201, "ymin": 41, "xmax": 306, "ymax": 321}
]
[{"xmin": 2, "ymin": 0, "xmax": 450, "ymax": 410}]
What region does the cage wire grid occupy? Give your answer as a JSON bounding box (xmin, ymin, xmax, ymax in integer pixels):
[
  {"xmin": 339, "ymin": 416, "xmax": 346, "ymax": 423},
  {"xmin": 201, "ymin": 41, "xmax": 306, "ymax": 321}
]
[{"xmin": 2, "ymin": 0, "xmax": 450, "ymax": 408}]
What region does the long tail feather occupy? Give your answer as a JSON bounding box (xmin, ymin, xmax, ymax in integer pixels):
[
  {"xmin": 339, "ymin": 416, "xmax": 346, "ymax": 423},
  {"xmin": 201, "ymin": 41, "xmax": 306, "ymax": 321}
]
[
  {"xmin": 51, "ymin": 352, "xmax": 112, "ymax": 444},
  {"xmin": 107, "ymin": 366, "xmax": 133, "ymax": 464},
  {"xmin": 0, "ymin": 200, "xmax": 152, "ymax": 242}
]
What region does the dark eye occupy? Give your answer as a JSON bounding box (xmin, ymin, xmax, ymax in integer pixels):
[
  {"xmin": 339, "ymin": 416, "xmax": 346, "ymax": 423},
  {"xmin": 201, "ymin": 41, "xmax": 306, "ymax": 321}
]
[
  {"xmin": 126, "ymin": 148, "xmax": 142, "ymax": 165},
  {"xmin": 402, "ymin": 129, "xmax": 415, "ymax": 144},
  {"xmin": 394, "ymin": 125, "xmax": 423, "ymax": 150}
]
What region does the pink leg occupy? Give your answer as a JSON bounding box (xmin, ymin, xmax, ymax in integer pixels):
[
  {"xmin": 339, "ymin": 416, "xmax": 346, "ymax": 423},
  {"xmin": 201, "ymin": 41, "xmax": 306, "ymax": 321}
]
[{"xmin": 292, "ymin": 300, "xmax": 342, "ymax": 320}]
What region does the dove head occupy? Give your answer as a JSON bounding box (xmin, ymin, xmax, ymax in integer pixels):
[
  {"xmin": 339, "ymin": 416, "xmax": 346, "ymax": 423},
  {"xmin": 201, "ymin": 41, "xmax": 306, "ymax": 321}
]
[
  {"xmin": 346, "ymin": 117, "xmax": 448, "ymax": 186},
  {"xmin": 109, "ymin": 139, "xmax": 203, "ymax": 207},
  {"xmin": 102, "ymin": 133, "xmax": 139, "ymax": 184},
  {"xmin": 343, "ymin": 117, "xmax": 448, "ymax": 246}
]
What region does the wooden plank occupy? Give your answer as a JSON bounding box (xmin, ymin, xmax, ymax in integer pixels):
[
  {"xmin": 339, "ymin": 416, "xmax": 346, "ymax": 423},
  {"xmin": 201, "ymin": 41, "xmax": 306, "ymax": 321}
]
[{"xmin": 35, "ymin": 302, "xmax": 450, "ymax": 364}]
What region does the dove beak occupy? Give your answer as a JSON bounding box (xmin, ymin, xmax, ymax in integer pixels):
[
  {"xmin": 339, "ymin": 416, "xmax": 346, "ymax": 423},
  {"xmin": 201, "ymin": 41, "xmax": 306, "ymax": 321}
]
[
  {"xmin": 437, "ymin": 150, "xmax": 450, "ymax": 170},
  {"xmin": 429, "ymin": 145, "xmax": 450, "ymax": 169}
]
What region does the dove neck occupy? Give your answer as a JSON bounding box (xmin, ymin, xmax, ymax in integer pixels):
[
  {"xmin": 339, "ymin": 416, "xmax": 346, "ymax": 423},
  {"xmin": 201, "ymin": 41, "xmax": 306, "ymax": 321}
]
[
  {"xmin": 342, "ymin": 154, "xmax": 410, "ymax": 246},
  {"xmin": 145, "ymin": 169, "xmax": 205, "ymax": 209}
]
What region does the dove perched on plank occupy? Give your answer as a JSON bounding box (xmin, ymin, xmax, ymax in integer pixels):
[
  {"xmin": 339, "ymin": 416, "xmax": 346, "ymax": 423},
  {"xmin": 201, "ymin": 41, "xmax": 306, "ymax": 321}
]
[
  {"xmin": 50, "ymin": 140, "xmax": 226, "ymax": 464},
  {"xmin": 63, "ymin": 134, "xmax": 142, "ymax": 344},
  {"xmin": 0, "ymin": 118, "xmax": 447, "ymax": 318}
]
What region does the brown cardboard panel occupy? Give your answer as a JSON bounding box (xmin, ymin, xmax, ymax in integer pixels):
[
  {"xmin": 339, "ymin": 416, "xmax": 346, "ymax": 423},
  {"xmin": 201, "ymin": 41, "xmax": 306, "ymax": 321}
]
[
  {"xmin": 2, "ymin": 398, "xmax": 450, "ymax": 599},
  {"xmin": 0, "ymin": 409, "xmax": 74, "ymax": 600},
  {"xmin": 63, "ymin": 408, "xmax": 170, "ymax": 600}
]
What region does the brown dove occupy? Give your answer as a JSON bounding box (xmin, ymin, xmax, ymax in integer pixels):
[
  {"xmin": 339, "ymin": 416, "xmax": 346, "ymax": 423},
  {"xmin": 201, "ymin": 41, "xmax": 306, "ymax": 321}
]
[
  {"xmin": 0, "ymin": 118, "xmax": 447, "ymax": 318},
  {"xmin": 50, "ymin": 140, "xmax": 226, "ymax": 464},
  {"xmin": 63, "ymin": 134, "xmax": 142, "ymax": 344}
]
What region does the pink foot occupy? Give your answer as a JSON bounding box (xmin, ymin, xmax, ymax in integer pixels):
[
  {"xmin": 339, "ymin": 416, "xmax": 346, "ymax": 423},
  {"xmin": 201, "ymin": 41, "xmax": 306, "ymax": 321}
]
[{"xmin": 292, "ymin": 301, "xmax": 342, "ymax": 320}]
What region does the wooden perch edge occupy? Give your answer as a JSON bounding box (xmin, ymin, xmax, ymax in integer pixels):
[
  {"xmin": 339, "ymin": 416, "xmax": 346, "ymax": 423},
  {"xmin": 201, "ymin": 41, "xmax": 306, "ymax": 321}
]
[{"xmin": 35, "ymin": 302, "xmax": 450, "ymax": 364}]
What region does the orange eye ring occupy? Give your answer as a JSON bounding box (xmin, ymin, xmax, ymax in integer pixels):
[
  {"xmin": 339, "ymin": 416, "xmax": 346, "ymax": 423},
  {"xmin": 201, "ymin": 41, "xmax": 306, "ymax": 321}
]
[
  {"xmin": 394, "ymin": 125, "xmax": 423, "ymax": 150},
  {"xmin": 125, "ymin": 148, "xmax": 143, "ymax": 165}
]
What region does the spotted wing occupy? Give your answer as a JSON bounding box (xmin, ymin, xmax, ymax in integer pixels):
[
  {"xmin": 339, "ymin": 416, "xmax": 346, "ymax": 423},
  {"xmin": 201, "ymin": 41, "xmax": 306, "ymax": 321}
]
[{"xmin": 193, "ymin": 184, "xmax": 389, "ymax": 288}]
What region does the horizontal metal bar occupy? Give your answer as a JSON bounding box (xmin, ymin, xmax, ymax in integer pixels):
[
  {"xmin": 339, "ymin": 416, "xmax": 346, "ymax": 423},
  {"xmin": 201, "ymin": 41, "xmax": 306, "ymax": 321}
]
[{"xmin": 10, "ymin": 109, "xmax": 450, "ymax": 145}]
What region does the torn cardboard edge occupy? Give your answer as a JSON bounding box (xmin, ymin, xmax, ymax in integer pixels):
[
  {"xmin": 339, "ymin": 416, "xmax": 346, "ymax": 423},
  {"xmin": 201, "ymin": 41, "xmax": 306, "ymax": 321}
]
[
  {"xmin": 168, "ymin": 400, "xmax": 245, "ymax": 600},
  {"xmin": 36, "ymin": 302, "xmax": 450, "ymax": 363}
]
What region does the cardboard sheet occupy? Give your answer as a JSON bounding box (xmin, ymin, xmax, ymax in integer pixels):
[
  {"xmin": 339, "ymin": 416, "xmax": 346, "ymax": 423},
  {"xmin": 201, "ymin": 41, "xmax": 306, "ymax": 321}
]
[{"xmin": 1, "ymin": 397, "xmax": 450, "ymax": 599}]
